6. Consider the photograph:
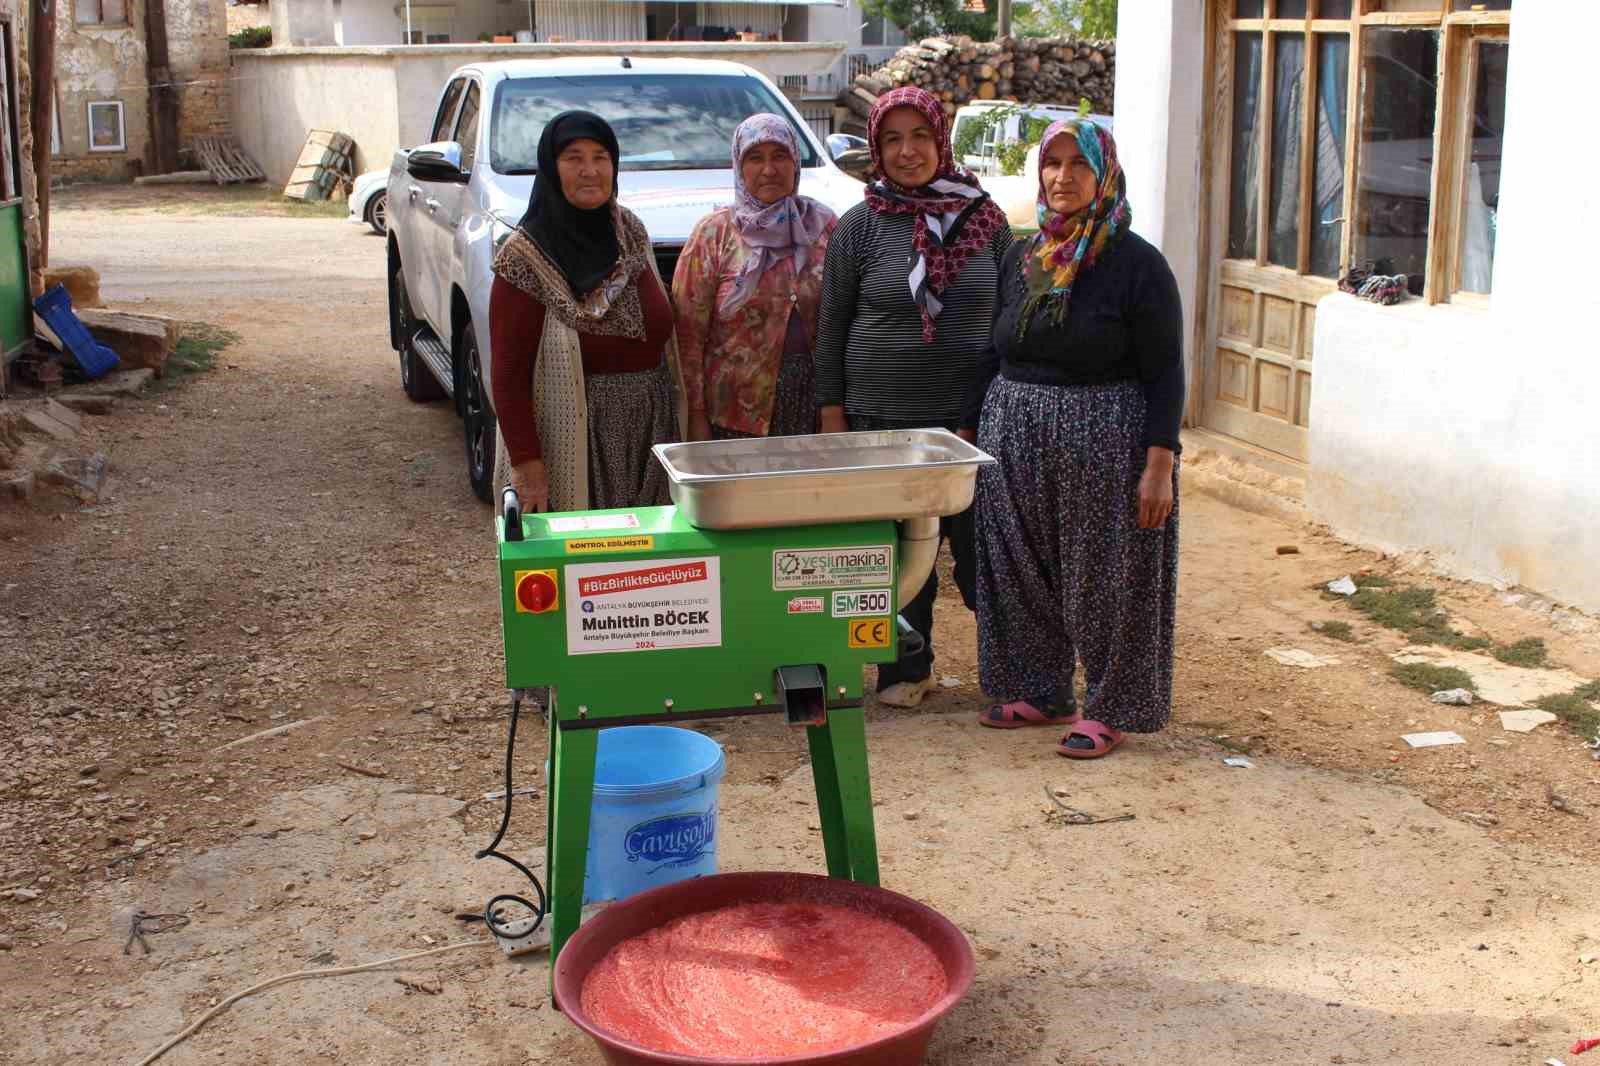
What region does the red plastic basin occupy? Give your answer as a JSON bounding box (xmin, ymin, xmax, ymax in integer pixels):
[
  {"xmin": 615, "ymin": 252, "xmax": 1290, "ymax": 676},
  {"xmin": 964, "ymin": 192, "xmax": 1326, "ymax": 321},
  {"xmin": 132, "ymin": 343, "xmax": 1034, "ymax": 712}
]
[{"xmin": 552, "ymin": 871, "xmax": 976, "ymax": 1066}]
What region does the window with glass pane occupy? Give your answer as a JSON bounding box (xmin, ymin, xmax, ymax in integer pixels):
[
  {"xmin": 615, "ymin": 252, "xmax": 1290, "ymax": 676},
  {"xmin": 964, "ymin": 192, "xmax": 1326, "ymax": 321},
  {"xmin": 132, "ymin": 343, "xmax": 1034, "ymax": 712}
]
[
  {"xmin": 1268, "ymin": 35, "xmax": 1305, "ymax": 267},
  {"xmin": 1453, "ymin": 0, "xmax": 1510, "ymax": 9},
  {"xmin": 1277, "ymin": 0, "xmax": 1309, "ymax": 18},
  {"xmin": 1310, "ymin": 34, "xmax": 1349, "ymax": 277},
  {"xmin": 1458, "ymin": 39, "xmax": 1506, "ymax": 294},
  {"xmin": 1228, "ymin": 33, "xmax": 1263, "ymax": 259},
  {"xmin": 1355, "ymin": 28, "xmax": 1438, "ymax": 282},
  {"xmin": 1316, "ymin": 0, "xmax": 1353, "ymax": 17},
  {"xmin": 1235, "ymin": 0, "xmax": 1265, "ymax": 17}
]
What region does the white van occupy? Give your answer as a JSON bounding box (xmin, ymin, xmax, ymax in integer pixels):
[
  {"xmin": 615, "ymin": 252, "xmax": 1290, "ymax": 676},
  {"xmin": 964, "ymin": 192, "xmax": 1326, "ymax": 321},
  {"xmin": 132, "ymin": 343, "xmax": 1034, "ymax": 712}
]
[{"xmin": 951, "ymin": 100, "xmax": 1114, "ymax": 177}]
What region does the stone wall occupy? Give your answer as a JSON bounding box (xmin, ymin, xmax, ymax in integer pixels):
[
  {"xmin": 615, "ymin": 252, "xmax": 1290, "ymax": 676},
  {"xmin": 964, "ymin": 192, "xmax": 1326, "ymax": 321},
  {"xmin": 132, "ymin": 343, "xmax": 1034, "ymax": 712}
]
[
  {"xmin": 53, "ymin": 13, "xmax": 152, "ymax": 181},
  {"xmin": 51, "ymin": 0, "xmax": 230, "ymax": 182},
  {"xmin": 167, "ymin": 0, "xmax": 233, "ymax": 149},
  {"xmin": 838, "ymin": 34, "xmax": 1115, "ymax": 132}
]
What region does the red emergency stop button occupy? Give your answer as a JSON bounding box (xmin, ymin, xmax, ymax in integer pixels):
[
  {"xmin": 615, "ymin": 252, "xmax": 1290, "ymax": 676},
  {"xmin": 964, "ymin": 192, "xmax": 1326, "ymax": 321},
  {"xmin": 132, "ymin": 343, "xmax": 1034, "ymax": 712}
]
[{"xmin": 514, "ymin": 570, "xmax": 559, "ymax": 614}]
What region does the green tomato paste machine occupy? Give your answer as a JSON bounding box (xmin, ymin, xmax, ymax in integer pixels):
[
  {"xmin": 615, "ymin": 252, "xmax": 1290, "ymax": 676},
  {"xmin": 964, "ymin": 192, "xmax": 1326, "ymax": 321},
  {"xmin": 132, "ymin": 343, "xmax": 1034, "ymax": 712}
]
[{"xmin": 491, "ymin": 428, "xmax": 994, "ymax": 969}]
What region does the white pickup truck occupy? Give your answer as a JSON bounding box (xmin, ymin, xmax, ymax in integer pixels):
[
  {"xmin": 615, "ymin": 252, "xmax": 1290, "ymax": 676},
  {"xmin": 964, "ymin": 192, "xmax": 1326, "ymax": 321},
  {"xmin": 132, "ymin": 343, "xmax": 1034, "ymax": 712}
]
[{"xmin": 386, "ymin": 56, "xmax": 866, "ymax": 501}]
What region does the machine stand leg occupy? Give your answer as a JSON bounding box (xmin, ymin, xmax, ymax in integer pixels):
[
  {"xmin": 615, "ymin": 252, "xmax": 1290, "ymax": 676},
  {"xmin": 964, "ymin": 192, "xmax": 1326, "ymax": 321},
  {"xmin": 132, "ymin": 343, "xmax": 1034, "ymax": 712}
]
[
  {"xmin": 546, "ymin": 722, "xmax": 598, "ymax": 980},
  {"xmin": 806, "ymin": 708, "xmax": 879, "ymax": 885}
]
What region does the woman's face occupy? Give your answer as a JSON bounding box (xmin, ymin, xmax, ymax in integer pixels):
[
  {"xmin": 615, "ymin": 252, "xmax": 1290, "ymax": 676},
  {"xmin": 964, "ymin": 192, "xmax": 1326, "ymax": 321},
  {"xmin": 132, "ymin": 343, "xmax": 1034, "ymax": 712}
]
[
  {"xmin": 876, "ymin": 106, "xmax": 941, "ymax": 189},
  {"xmin": 557, "ymin": 137, "xmax": 614, "ymax": 211},
  {"xmin": 1040, "ymin": 134, "xmax": 1098, "ymax": 216},
  {"xmin": 741, "ymin": 141, "xmax": 797, "ymax": 206}
]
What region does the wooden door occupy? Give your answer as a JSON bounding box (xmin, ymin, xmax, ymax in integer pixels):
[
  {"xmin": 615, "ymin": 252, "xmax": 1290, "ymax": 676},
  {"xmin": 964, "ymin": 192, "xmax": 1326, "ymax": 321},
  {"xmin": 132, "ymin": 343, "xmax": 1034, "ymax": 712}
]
[{"xmin": 1202, "ymin": 1, "xmax": 1355, "ymax": 462}]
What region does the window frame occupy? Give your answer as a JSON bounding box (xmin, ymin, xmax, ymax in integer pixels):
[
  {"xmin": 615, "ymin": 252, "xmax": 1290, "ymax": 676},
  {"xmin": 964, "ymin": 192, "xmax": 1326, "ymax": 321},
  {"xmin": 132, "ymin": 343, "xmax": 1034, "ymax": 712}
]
[
  {"xmin": 86, "ymin": 99, "xmax": 126, "ymax": 153},
  {"xmin": 1217, "ymin": 0, "xmax": 1511, "ymax": 304},
  {"xmin": 453, "ymin": 79, "xmax": 482, "ymax": 171},
  {"xmin": 429, "ymin": 77, "xmax": 467, "ymax": 144},
  {"xmin": 74, "ymin": 0, "xmax": 129, "ymax": 26}
]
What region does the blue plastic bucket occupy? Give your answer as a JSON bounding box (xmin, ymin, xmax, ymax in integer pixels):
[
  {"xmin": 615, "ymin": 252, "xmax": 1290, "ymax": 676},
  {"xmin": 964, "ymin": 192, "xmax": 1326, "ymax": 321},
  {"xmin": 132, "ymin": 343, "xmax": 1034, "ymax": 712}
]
[{"xmin": 580, "ymin": 726, "xmax": 726, "ymax": 904}]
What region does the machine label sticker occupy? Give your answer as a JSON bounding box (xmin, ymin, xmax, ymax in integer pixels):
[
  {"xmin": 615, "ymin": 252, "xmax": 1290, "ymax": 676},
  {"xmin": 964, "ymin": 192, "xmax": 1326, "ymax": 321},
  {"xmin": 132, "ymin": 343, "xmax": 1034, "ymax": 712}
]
[
  {"xmin": 771, "ymin": 544, "xmax": 893, "ymax": 590},
  {"xmin": 846, "ymin": 617, "xmax": 893, "ymax": 649},
  {"xmin": 831, "ymin": 588, "xmax": 891, "ymax": 618},
  {"xmin": 546, "ymin": 513, "xmax": 641, "ymax": 534},
  {"xmin": 564, "ymin": 555, "xmax": 722, "ymax": 655},
  {"xmin": 624, "ymin": 808, "xmax": 717, "ymax": 871},
  {"xmin": 786, "ymin": 596, "xmax": 825, "ymax": 615},
  {"xmin": 565, "ymin": 535, "xmax": 655, "ymax": 554}
]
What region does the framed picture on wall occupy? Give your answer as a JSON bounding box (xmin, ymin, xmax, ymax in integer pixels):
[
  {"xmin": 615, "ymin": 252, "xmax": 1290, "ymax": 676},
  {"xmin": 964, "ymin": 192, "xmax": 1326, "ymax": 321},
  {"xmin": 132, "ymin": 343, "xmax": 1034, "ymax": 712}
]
[{"xmin": 87, "ymin": 99, "xmax": 125, "ymax": 152}]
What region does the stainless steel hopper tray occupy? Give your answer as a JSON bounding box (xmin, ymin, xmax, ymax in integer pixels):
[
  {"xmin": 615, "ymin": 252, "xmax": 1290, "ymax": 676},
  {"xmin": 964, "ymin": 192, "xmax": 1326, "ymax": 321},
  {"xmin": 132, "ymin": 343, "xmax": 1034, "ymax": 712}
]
[{"xmin": 652, "ymin": 429, "xmax": 995, "ymax": 531}]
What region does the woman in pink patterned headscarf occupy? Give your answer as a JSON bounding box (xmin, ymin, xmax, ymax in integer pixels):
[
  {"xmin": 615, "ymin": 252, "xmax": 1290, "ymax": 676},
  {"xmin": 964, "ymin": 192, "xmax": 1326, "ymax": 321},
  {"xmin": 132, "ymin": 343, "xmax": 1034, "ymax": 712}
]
[
  {"xmin": 812, "ymin": 86, "xmax": 1014, "ymax": 709},
  {"xmin": 672, "ymin": 113, "xmax": 837, "ymax": 440}
]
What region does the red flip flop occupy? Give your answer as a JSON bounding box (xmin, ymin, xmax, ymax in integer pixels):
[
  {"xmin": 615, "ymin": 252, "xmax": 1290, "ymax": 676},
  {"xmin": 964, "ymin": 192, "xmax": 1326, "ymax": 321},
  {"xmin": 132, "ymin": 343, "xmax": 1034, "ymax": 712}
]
[
  {"xmin": 1056, "ymin": 720, "xmax": 1124, "ymax": 759},
  {"xmin": 979, "ymin": 700, "xmax": 1081, "ymax": 730}
]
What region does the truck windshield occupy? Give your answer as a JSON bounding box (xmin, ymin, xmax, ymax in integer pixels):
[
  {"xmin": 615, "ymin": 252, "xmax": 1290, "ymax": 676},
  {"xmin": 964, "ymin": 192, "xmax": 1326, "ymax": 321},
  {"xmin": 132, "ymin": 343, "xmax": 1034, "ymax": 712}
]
[{"xmin": 489, "ymin": 74, "xmax": 820, "ymax": 174}]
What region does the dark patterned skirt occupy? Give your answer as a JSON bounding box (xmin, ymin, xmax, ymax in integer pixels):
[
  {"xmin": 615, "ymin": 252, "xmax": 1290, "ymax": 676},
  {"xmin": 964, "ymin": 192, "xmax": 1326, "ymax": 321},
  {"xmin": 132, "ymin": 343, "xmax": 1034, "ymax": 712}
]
[
  {"xmin": 710, "ymin": 346, "xmax": 818, "ymax": 440},
  {"xmin": 587, "ymin": 360, "xmax": 677, "ymax": 510},
  {"xmin": 975, "ymin": 379, "xmax": 1179, "ymax": 733}
]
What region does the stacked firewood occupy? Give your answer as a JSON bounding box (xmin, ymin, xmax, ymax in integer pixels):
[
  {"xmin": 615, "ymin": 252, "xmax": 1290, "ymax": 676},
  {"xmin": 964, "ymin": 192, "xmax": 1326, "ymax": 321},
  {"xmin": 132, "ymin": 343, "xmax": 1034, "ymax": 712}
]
[{"xmin": 838, "ymin": 35, "xmax": 1115, "ymax": 133}]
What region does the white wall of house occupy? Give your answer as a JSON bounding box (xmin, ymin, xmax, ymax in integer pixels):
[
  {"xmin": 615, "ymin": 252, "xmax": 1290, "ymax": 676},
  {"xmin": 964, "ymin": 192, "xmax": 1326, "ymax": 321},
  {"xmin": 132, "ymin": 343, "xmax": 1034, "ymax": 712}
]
[
  {"xmin": 1116, "ymin": 2, "xmax": 1600, "ymax": 612},
  {"xmin": 1110, "ymin": 0, "xmax": 1203, "ymax": 401},
  {"xmin": 1307, "ymin": 2, "xmax": 1600, "ymax": 612},
  {"xmin": 272, "ymin": 0, "xmax": 848, "ymax": 44}
]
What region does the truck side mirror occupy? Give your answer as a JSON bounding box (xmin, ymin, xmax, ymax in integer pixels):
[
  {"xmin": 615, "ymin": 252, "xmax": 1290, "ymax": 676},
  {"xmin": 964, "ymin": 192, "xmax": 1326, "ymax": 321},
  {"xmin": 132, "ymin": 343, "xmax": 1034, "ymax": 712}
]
[{"xmin": 407, "ymin": 141, "xmax": 468, "ymax": 184}]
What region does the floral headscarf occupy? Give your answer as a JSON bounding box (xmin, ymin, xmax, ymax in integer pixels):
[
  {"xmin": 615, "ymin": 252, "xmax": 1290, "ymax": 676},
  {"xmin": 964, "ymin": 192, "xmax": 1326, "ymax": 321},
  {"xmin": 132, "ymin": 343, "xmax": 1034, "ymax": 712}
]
[
  {"xmin": 1020, "ymin": 118, "xmax": 1132, "ymax": 332},
  {"xmin": 864, "ymin": 87, "xmax": 1009, "ymax": 343},
  {"xmin": 722, "ymin": 113, "xmax": 836, "ymax": 316}
]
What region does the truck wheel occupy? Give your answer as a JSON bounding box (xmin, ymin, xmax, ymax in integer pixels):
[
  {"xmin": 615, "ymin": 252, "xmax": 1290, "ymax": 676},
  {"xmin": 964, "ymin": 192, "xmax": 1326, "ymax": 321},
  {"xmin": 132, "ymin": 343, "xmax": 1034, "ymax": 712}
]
[
  {"xmin": 459, "ymin": 321, "xmax": 497, "ymax": 503},
  {"xmin": 395, "ymin": 270, "xmax": 443, "ymax": 403}
]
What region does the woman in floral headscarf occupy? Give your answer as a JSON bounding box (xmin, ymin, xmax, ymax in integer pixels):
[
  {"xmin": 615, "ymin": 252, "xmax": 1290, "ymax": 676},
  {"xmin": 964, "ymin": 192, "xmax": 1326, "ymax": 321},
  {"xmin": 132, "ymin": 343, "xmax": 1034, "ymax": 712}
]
[
  {"xmin": 673, "ymin": 113, "xmax": 837, "ymax": 440},
  {"xmin": 965, "ymin": 118, "xmax": 1184, "ymax": 759},
  {"xmin": 814, "ymin": 86, "xmax": 1012, "ymax": 709}
]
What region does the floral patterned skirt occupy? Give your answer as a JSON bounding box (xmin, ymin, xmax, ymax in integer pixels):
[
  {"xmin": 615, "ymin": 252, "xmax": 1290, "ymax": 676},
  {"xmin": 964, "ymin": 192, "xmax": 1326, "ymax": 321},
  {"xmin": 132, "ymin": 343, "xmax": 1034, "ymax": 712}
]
[{"xmin": 710, "ymin": 346, "xmax": 817, "ymax": 440}]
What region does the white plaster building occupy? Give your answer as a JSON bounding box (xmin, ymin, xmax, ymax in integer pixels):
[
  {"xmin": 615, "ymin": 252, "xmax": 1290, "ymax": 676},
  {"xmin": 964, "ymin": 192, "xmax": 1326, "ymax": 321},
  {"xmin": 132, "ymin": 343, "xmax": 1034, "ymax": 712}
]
[{"xmin": 1117, "ymin": 1, "xmax": 1600, "ymax": 613}]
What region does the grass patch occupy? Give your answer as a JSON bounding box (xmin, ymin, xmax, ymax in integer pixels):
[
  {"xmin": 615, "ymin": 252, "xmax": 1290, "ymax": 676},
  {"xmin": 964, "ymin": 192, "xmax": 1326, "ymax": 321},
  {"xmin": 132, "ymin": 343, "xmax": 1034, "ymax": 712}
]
[
  {"xmin": 151, "ymin": 323, "xmax": 239, "ymax": 393},
  {"xmin": 1534, "ymin": 680, "xmax": 1600, "ymax": 739},
  {"xmin": 1310, "ymin": 619, "xmax": 1357, "ymax": 642},
  {"xmin": 1492, "ymin": 637, "xmax": 1549, "ymax": 668},
  {"xmin": 1390, "ymin": 662, "xmax": 1477, "ymax": 694},
  {"xmin": 1344, "ymin": 584, "xmax": 1491, "ymax": 650},
  {"xmin": 149, "ymin": 186, "xmax": 348, "ymax": 220}
]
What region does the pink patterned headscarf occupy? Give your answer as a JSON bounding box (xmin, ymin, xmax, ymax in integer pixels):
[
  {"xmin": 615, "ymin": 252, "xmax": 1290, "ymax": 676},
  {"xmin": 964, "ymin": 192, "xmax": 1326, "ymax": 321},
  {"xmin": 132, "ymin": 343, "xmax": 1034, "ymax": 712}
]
[
  {"xmin": 722, "ymin": 113, "xmax": 836, "ymax": 316},
  {"xmin": 863, "ymin": 87, "xmax": 1008, "ymax": 343}
]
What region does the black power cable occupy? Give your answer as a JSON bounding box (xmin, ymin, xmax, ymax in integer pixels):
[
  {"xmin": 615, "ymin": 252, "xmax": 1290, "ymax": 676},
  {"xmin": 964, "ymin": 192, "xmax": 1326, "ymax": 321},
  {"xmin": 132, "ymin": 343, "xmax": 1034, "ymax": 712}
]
[{"xmin": 468, "ymin": 689, "xmax": 547, "ymax": 941}]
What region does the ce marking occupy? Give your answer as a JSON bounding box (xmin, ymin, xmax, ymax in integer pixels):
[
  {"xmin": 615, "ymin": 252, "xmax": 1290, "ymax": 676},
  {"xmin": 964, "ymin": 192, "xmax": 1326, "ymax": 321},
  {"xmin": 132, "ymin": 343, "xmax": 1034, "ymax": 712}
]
[{"xmin": 847, "ymin": 617, "xmax": 891, "ymax": 649}]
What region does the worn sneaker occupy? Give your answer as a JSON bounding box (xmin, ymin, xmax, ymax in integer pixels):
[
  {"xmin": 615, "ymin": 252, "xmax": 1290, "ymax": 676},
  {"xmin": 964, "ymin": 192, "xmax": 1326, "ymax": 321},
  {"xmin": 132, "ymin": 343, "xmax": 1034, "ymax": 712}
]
[{"xmin": 876, "ymin": 677, "xmax": 936, "ymax": 708}]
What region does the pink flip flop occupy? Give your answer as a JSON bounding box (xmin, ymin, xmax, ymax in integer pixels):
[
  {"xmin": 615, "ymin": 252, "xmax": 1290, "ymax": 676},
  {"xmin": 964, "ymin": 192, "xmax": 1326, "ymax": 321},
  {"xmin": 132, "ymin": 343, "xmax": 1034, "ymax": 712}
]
[
  {"xmin": 979, "ymin": 700, "xmax": 1082, "ymax": 730},
  {"xmin": 1056, "ymin": 720, "xmax": 1124, "ymax": 759}
]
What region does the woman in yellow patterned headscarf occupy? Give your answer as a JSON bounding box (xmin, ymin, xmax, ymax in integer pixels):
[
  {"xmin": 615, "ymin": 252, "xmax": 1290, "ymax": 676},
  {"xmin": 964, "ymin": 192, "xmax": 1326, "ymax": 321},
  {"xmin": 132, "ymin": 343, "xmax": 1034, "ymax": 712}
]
[{"xmin": 962, "ymin": 117, "xmax": 1185, "ymax": 760}]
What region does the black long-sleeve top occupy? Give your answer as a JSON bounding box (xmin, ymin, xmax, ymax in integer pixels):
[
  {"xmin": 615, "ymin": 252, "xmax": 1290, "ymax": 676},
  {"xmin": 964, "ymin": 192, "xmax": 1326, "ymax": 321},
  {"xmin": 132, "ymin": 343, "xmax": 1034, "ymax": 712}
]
[
  {"xmin": 815, "ymin": 203, "xmax": 1013, "ymax": 423},
  {"xmin": 963, "ymin": 231, "xmax": 1185, "ymax": 451}
]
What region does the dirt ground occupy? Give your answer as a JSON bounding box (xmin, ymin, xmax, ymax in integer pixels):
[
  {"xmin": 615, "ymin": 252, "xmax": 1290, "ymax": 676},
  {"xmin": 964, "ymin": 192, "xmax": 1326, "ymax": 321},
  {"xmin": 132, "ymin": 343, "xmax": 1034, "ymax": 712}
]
[{"xmin": 2, "ymin": 185, "xmax": 1596, "ymax": 1066}]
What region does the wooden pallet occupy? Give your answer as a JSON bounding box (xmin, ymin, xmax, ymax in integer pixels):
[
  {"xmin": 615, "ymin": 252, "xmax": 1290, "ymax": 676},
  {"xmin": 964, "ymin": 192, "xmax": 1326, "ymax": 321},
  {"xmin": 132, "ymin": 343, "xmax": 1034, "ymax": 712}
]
[
  {"xmin": 283, "ymin": 129, "xmax": 355, "ymax": 202},
  {"xmin": 194, "ymin": 136, "xmax": 266, "ymax": 185}
]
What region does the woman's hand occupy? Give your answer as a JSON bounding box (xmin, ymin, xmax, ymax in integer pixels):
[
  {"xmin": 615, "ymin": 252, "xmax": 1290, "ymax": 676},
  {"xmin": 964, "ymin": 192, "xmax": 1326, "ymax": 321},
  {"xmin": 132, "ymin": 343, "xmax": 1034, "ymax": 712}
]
[
  {"xmin": 956, "ymin": 428, "xmax": 977, "ymax": 444},
  {"xmin": 510, "ymin": 459, "xmax": 549, "ymax": 514},
  {"xmin": 688, "ymin": 411, "xmax": 713, "ymax": 442},
  {"xmin": 1136, "ymin": 447, "xmax": 1175, "ymax": 530},
  {"xmin": 819, "ymin": 406, "xmax": 848, "ymax": 434}
]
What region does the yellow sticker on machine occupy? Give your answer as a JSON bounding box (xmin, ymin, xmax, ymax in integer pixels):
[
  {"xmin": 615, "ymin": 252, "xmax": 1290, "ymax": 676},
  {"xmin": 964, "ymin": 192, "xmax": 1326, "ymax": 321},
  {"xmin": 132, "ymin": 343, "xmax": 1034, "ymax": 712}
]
[
  {"xmin": 846, "ymin": 617, "xmax": 892, "ymax": 649},
  {"xmin": 565, "ymin": 535, "xmax": 655, "ymax": 554}
]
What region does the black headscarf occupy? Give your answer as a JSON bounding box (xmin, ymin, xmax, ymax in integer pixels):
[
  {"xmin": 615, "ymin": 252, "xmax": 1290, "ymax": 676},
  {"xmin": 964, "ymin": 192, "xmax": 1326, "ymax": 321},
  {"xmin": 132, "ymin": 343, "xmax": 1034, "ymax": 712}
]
[{"xmin": 518, "ymin": 110, "xmax": 621, "ymax": 299}]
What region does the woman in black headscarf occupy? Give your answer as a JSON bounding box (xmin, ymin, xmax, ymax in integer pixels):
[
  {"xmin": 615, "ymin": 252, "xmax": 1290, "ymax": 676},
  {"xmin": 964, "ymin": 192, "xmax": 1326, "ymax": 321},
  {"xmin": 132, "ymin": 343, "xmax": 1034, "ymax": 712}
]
[{"xmin": 489, "ymin": 110, "xmax": 685, "ymax": 513}]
